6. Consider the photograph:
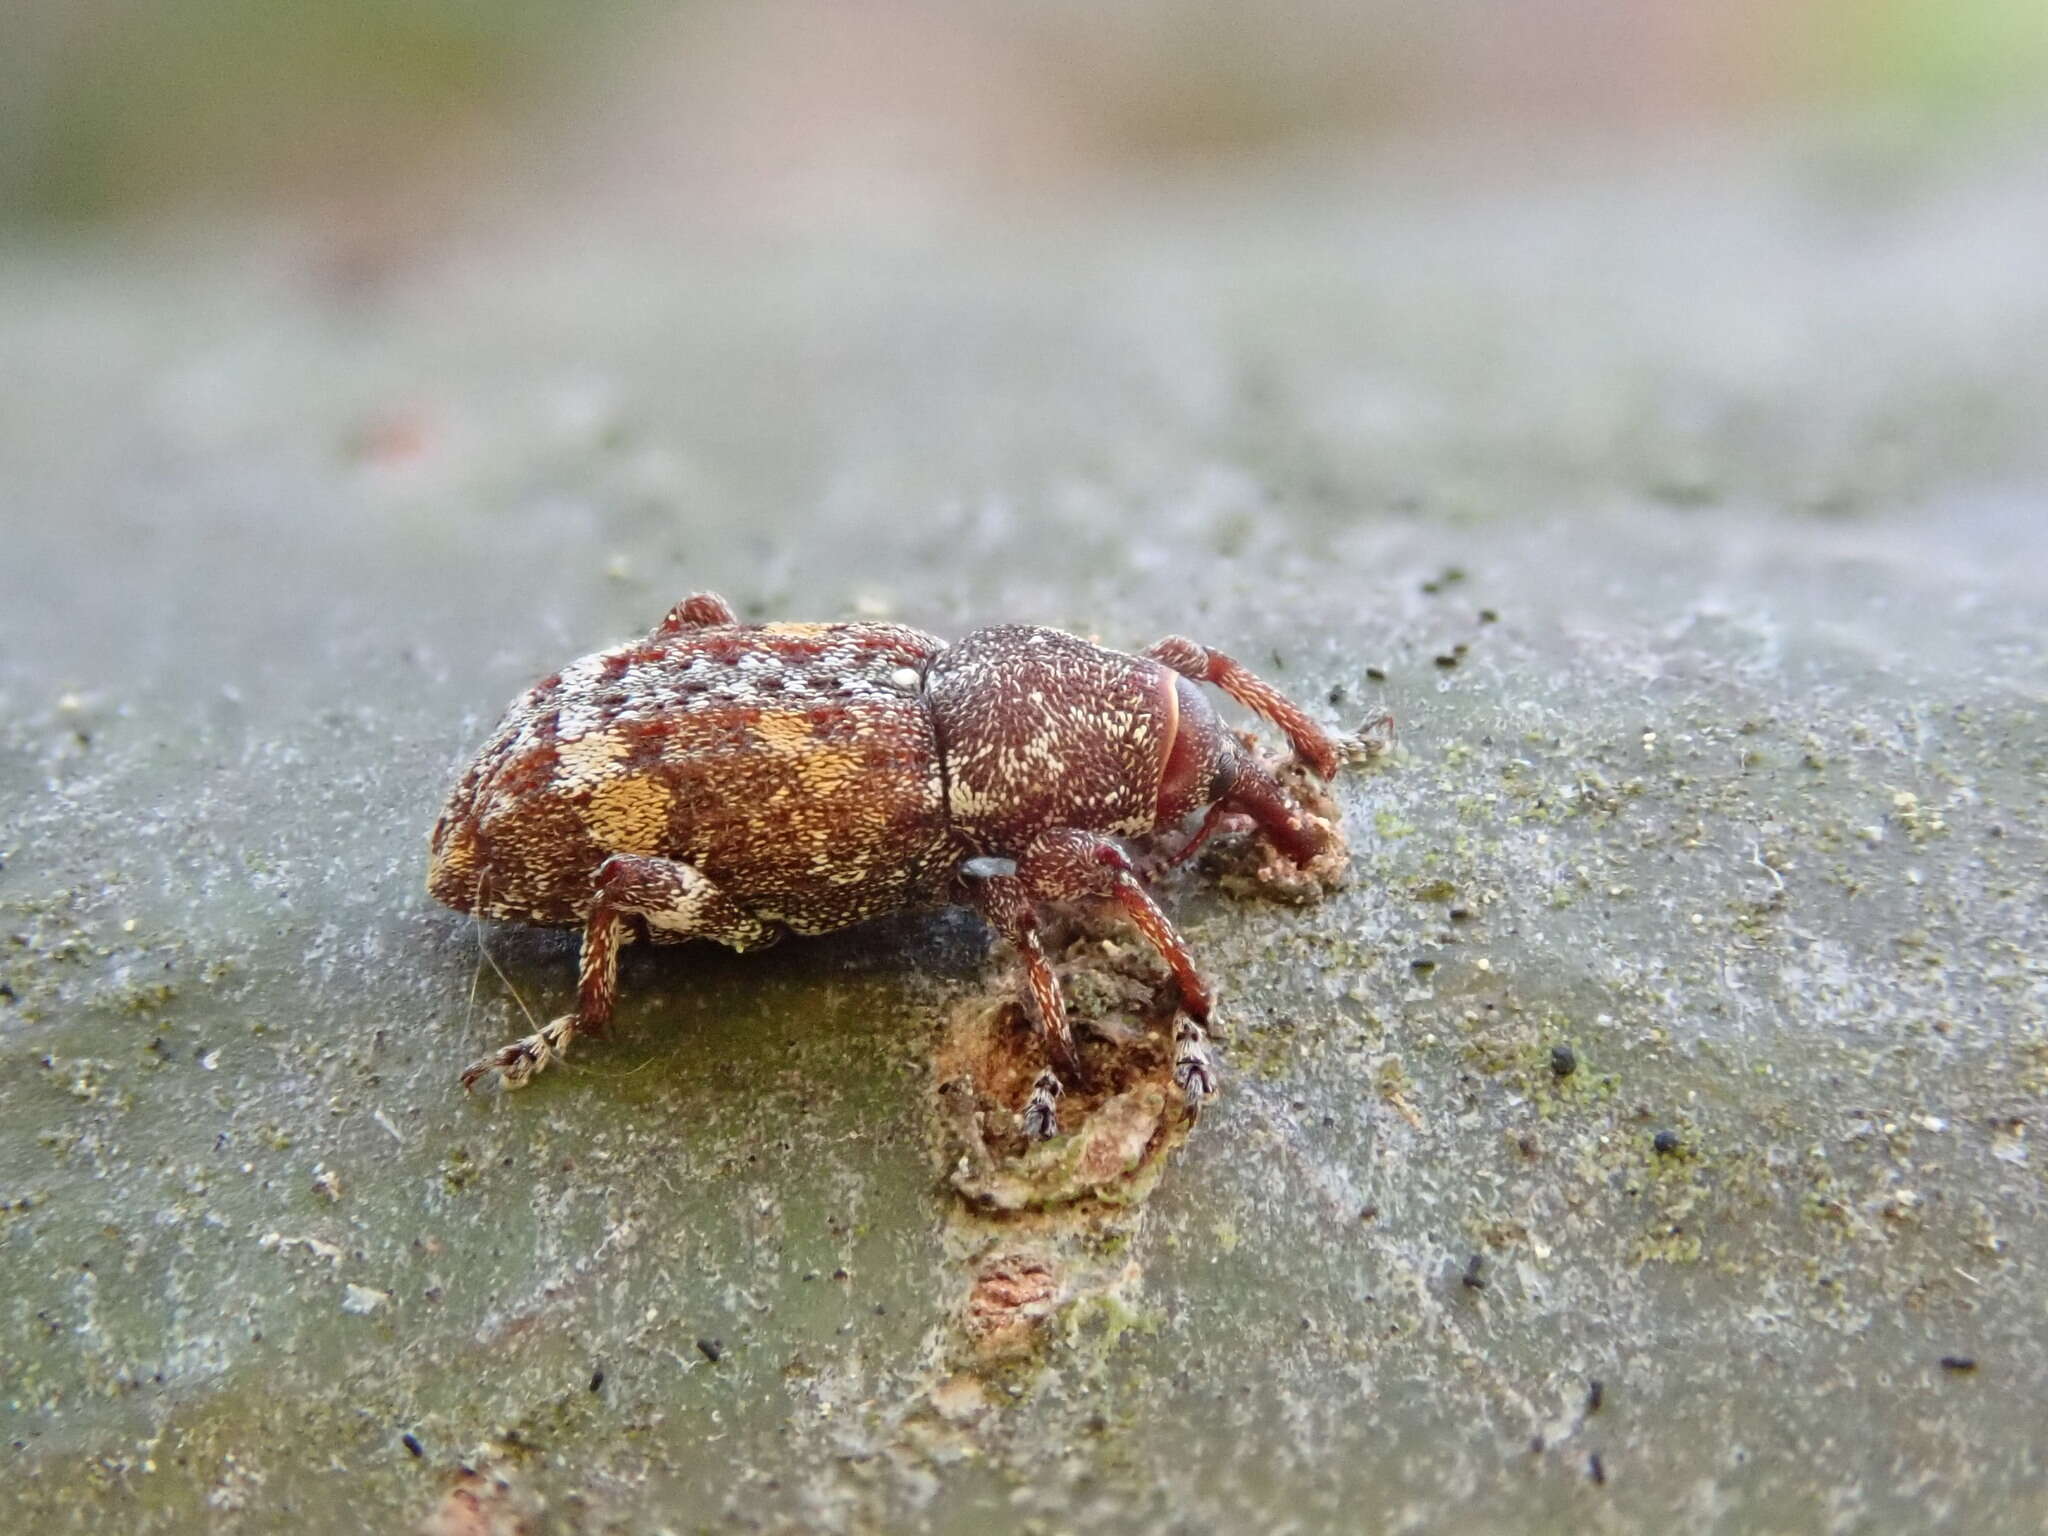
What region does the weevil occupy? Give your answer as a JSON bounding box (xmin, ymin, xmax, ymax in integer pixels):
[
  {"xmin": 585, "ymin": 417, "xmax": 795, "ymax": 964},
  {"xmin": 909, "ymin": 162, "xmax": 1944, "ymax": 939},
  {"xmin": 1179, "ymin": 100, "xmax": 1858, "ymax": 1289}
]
[{"xmin": 430, "ymin": 593, "xmax": 1372, "ymax": 1132}]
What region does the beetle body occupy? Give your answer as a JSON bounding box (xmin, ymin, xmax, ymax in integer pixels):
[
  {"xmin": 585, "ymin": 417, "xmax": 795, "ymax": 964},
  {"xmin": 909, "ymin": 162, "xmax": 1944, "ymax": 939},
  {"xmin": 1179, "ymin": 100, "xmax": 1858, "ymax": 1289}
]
[
  {"xmin": 432, "ymin": 593, "xmax": 1355, "ymax": 1124},
  {"xmin": 431, "ymin": 619, "xmax": 953, "ymax": 935}
]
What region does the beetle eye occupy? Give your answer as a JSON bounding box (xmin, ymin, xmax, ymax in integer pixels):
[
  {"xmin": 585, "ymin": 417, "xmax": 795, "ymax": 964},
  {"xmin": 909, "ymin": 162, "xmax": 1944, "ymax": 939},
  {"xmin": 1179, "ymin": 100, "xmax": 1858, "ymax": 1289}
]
[{"xmin": 958, "ymin": 856, "xmax": 1019, "ymax": 881}]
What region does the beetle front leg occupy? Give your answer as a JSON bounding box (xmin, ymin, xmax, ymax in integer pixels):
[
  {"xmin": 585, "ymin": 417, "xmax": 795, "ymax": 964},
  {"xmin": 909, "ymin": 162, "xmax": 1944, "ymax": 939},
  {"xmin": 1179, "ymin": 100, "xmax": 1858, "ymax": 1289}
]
[
  {"xmin": 1144, "ymin": 634, "xmax": 1342, "ymax": 779},
  {"xmin": 1218, "ymin": 752, "xmax": 1336, "ymax": 867},
  {"xmin": 461, "ymin": 854, "xmax": 778, "ymax": 1091}
]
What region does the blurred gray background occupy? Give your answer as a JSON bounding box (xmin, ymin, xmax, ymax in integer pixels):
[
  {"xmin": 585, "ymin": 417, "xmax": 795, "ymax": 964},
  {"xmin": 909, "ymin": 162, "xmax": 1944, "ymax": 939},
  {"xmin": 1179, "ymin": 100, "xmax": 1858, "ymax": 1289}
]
[{"xmin": 3, "ymin": 3, "xmax": 2046, "ymax": 1532}]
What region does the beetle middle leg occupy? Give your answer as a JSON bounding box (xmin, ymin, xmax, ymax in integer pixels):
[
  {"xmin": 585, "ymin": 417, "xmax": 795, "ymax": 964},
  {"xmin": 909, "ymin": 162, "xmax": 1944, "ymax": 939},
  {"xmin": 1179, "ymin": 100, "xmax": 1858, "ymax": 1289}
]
[
  {"xmin": 1014, "ymin": 829, "xmax": 1214, "ymax": 1033},
  {"xmin": 958, "ymin": 861, "xmax": 1083, "ymax": 1137},
  {"xmin": 960, "ymin": 831, "xmax": 1221, "ymax": 1132},
  {"xmin": 462, "ymin": 854, "xmax": 779, "ymax": 1090}
]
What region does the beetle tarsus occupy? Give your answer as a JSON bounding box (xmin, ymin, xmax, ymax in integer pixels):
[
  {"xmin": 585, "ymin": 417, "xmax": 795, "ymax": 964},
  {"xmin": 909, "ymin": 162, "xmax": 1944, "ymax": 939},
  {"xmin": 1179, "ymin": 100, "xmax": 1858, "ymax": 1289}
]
[
  {"xmin": 463, "ymin": 1012, "xmax": 578, "ymax": 1091},
  {"xmin": 1343, "ymin": 713, "xmax": 1397, "ymax": 763},
  {"xmin": 1021, "ymin": 1070, "xmax": 1063, "ymax": 1139},
  {"xmin": 1173, "ymin": 1019, "xmax": 1218, "ymax": 1106}
]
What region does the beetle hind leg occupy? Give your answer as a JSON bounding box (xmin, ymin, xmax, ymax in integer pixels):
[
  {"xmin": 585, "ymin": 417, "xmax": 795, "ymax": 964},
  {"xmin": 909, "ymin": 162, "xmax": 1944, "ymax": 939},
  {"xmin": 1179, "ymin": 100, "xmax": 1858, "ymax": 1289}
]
[{"xmin": 461, "ymin": 854, "xmax": 778, "ymax": 1091}]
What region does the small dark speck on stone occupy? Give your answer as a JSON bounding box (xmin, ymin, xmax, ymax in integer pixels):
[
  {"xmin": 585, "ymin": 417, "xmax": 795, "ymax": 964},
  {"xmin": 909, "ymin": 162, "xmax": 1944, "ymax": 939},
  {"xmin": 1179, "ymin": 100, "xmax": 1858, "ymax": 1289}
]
[
  {"xmin": 1365, "ymin": 666, "xmax": 1387, "ymax": 682},
  {"xmin": 1421, "ymin": 566, "xmax": 1467, "ymax": 594},
  {"xmin": 401, "ymin": 1432, "xmax": 423, "ymax": 1459},
  {"xmin": 1448, "ymin": 907, "xmax": 1473, "ymax": 923},
  {"xmin": 1358, "ymin": 1204, "xmax": 1379, "ymax": 1222},
  {"xmin": 1587, "ymin": 1378, "xmax": 1604, "ymax": 1414},
  {"xmin": 589, "ymin": 1366, "xmax": 605, "ymax": 1392},
  {"xmin": 1328, "ymin": 683, "xmax": 1348, "ymax": 706},
  {"xmin": 1653, "ymin": 1130, "xmax": 1682, "ymax": 1155},
  {"xmin": 1434, "ymin": 654, "xmax": 1460, "ymax": 670},
  {"xmin": 1939, "ymin": 1356, "xmax": 1977, "ymax": 1373},
  {"xmin": 1479, "ymin": 608, "xmax": 1499, "ymax": 623},
  {"xmin": 0, "ymin": 982, "xmax": 14, "ymax": 1003},
  {"xmin": 696, "ymin": 1338, "xmax": 724, "ymax": 1363},
  {"xmin": 1588, "ymin": 1452, "xmax": 1607, "ymax": 1486},
  {"xmin": 1551, "ymin": 1045, "xmax": 1578, "ymax": 1078},
  {"xmin": 1529, "ymin": 1435, "xmax": 1545, "ymax": 1454},
  {"xmin": 1461, "ymin": 1254, "xmax": 1486, "ymax": 1290},
  {"xmin": 1411, "ymin": 957, "xmax": 1437, "ymax": 974}
]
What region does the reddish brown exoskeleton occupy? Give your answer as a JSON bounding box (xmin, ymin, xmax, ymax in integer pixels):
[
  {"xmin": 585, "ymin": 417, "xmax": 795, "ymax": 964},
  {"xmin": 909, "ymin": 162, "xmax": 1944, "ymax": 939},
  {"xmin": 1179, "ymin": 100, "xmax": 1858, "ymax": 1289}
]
[{"xmin": 430, "ymin": 594, "xmax": 1374, "ymax": 1133}]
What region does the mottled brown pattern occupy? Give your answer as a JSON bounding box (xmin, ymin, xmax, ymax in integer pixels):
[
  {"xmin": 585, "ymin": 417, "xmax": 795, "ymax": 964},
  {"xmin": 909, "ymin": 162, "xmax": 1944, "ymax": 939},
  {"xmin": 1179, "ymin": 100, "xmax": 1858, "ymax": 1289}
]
[{"xmin": 431, "ymin": 614, "xmax": 949, "ymax": 932}]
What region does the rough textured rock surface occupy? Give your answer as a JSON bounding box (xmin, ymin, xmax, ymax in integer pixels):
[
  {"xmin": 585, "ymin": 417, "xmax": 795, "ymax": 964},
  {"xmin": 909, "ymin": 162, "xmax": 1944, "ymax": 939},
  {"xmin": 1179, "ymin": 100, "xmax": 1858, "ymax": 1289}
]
[{"xmin": 3, "ymin": 128, "xmax": 2046, "ymax": 1532}]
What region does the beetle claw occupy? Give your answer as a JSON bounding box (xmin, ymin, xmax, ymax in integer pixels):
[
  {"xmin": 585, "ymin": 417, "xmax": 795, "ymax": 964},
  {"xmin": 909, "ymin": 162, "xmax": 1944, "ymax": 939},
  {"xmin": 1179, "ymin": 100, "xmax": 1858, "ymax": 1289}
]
[
  {"xmin": 461, "ymin": 1014, "xmax": 577, "ymax": 1092},
  {"xmin": 1341, "ymin": 713, "xmax": 1397, "ymax": 764}
]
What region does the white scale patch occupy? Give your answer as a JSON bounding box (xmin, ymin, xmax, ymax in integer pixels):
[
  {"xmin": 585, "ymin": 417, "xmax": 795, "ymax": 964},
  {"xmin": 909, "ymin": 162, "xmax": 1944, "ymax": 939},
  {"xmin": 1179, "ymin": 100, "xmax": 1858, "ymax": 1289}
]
[
  {"xmin": 552, "ymin": 655, "xmax": 615, "ymax": 740},
  {"xmin": 643, "ymin": 864, "xmax": 712, "ymax": 933}
]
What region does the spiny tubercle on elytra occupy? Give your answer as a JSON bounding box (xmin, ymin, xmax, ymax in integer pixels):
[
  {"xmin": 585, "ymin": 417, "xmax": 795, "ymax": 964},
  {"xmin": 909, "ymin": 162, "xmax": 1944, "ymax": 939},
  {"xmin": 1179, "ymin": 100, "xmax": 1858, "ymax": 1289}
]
[{"xmin": 430, "ymin": 592, "xmax": 1382, "ymax": 1134}]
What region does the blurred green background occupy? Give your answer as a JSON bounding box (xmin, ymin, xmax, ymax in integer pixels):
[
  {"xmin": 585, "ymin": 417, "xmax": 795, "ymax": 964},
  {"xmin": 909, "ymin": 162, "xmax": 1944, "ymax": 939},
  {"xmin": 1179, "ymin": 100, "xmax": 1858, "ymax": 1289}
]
[{"xmin": 7, "ymin": 0, "xmax": 2045, "ymax": 233}]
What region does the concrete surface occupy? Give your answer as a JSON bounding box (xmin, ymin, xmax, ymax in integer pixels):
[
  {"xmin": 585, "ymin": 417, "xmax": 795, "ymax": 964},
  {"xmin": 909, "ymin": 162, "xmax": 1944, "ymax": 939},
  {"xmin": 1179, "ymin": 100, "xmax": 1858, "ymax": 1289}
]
[{"xmin": 2, "ymin": 125, "xmax": 2046, "ymax": 1532}]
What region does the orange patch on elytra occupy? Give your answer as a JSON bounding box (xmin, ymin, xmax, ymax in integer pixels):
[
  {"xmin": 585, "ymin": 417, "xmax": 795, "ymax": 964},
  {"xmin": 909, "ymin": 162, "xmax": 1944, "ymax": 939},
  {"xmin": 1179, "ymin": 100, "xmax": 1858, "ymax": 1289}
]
[
  {"xmin": 584, "ymin": 773, "xmax": 674, "ymax": 854},
  {"xmin": 554, "ymin": 730, "xmax": 629, "ymax": 788},
  {"xmin": 427, "ymin": 818, "xmax": 480, "ymax": 900},
  {"xmin": 749, "ymin": 711, "xmax": 814, "ymax": 755},
  {"xmin": 793, "ymin": 742, "xmax": 864, "ymax": 800}
]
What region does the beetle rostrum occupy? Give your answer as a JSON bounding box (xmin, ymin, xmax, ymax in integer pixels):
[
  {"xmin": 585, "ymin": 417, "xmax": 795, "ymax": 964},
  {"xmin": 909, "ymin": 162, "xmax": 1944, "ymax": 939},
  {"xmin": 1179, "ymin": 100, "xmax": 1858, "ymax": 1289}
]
[{"xmin": 430, "ymin": 593, "xmax": 1365, "ymax": 1134}]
